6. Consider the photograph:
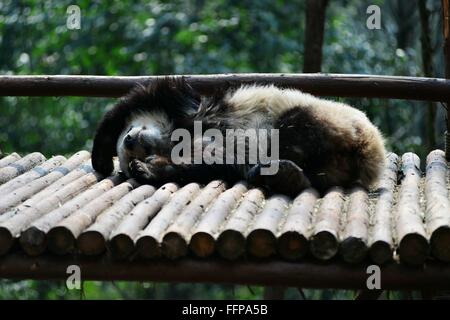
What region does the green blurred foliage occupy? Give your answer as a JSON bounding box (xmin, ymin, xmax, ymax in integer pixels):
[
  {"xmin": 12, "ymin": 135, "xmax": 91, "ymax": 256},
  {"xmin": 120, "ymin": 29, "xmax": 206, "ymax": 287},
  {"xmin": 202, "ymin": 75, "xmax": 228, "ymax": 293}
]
[
  {"xmin": 0, "ymin": 0, "xmax": 445, "ymax": 159},
  {"xmin": 0, "ymin": 0, "xmax": 445, "ymax": 299}
]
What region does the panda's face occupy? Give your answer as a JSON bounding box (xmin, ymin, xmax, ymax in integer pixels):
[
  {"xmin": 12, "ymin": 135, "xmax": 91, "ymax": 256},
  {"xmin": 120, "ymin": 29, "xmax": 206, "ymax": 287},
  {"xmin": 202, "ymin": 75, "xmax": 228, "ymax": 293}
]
[{"xmin": 117, "ymin": 111, "xmax": 173, "ymax": 176}]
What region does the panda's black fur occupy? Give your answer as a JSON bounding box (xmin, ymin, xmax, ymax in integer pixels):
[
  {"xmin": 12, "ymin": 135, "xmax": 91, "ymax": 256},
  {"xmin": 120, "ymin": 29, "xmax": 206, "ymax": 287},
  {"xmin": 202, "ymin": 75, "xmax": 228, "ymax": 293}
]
[{"xmin": 92, "ymin": 77, "xmax": 386, "ymax": 196}]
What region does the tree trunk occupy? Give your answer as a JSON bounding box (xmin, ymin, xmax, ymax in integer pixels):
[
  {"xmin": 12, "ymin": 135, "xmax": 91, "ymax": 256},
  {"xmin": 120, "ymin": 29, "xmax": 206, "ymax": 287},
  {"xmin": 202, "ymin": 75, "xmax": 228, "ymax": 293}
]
[
  {"xmin": 419, "ymin": 0, "xmax": 437, "ymax": 151},
  {"xmin": 442, "ymin": 0, "xmax": 450, "ymax": 160},
  {"xmin": 390, "ymin": 0, "xmax": 417, "ymax": 49},
  {"xmin": 303, "ymin": 0, "xmax": 329, "ymax": 73}
]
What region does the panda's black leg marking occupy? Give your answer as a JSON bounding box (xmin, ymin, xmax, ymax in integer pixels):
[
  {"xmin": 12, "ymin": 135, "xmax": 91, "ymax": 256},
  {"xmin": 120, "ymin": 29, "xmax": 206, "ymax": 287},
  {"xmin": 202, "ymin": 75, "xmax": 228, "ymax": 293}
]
[
  {"xmin": 247, "ymin": 159, "xmax": 311, "ymax": 197},
  {"xmin": 92, "ymin": 154, "xmax": 114, "ymax": 177}
]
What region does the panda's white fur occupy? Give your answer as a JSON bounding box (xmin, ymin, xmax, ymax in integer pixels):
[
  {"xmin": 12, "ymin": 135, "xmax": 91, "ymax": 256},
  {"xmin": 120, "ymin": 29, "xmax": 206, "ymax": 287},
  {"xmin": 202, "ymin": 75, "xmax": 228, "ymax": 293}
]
[
  {"xmin": 224, "ymin": 85, "xmax": 386, "ymax": 186},
  {"xmin": 116, "ymin": 111, "xmax": 172, "ymax": 176},
  {"xmin": 226, "ymin": 85, "xmax": 373, "ymax": 139}
]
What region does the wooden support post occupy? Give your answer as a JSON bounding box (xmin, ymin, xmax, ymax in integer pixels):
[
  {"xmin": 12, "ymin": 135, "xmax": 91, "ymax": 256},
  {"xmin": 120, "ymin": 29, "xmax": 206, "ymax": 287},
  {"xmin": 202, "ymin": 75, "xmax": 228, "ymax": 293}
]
[
  {"xmin": 443, "ymin": 0, "xmax": 450, "ymax": 160},
  {"xmin": 303, "ymin": 0, "xmax": 329, "ymax": 73}
]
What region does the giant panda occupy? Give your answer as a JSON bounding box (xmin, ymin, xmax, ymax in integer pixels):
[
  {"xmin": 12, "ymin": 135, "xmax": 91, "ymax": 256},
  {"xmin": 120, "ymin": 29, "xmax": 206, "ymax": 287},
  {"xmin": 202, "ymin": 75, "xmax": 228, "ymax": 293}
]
[{"xmin": 91, "ymin": 77, "xmax": 386, "ymax": 196}]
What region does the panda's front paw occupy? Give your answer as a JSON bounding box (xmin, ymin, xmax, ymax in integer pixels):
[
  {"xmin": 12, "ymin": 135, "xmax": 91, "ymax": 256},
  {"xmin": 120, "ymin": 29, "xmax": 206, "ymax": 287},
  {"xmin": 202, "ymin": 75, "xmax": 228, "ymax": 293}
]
[
  {"xmin": 247, "ymin": 160, "xmax": 311, "ymax": 197},
  {"xmin": 129, "ymin": 159, "xmax": 156, "ymax": 182}
]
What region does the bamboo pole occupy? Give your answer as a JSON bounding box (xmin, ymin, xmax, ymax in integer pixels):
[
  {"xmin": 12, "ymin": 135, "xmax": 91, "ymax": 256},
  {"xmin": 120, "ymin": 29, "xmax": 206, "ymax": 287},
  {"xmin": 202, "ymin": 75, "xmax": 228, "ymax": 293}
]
[
  {"xmin": 0, "ymin": 153, "xmax": 21, "ymax": 169},
  {"xmin": 310, "ymin": 187, "xmax": 345, "ymax": 260},
  {"xmin": 247, "ymin": 195, "xmax": 290, "ymax": 258},
  {"xmin": 217, "ymin": 189, "xmax": 265, "ymax": 260},
  {"xmin": 0, "ymin": 161, "xmax": 94, "ymax": 226},
  {"xmin": 28, "ymin": 156, "xmax": 94, "ymax": 206},
  {"xmin": 135, "ymin": 183, "xmax": 200, "ymax": 259},
  {"xmin": 425, "ymin": 150, "xmax": 450, "ymax": 261},
  {"xmin": 159, "ymin": 181, "xmax": 226, "ymax": 260},
  {"xmin": 189, "ymin": 182, "xmax": 247, "ymax": 258},
  {"xmin": 339, "ymin": 187, "xmax": 370, "ymax": 264},
  {"xmin": 20, "ymin": 175, "xmax": 126, "ymax": 256},
  {"xmin": 109, "ymin": 183, "xmax": 180, "ymax": 259},
  {"xmin": 0, "ymin": 152, "xmax": 91, "ymax": 215},
  {"xmin": 0, "ymin": 162, "xmax": 93, "ymax": 223},
  {"xmin": 278, "ymin": 189, "xmax": 318, "ymax": 261},
  {"xmin": 368, "ymin": 153, "xmax": 399, "ymax": 264},
  {"xmin": 0, "ymin": 152, "xmax": 46, "ymax": 184},
  {"xmin": 77, "ymin": 185, "xmax": 156, "ymax": 256},
  {"xmin": 0, "ymin": 171, "xmax": 102, "ymax": 255},
  {"xmin": 46, "ymin": 178, "xmax": 140, "ymax": 255},
  {"xmin": 395, "ymin": 153, "xmax": 429, "ymax": 265},
  {"xmin": 1, "ymin": 74, "xmax": 450, "ymax": 102},
  {"xmin": 0, "ymin": 156, "xmax": 66, "ymax": 195}
]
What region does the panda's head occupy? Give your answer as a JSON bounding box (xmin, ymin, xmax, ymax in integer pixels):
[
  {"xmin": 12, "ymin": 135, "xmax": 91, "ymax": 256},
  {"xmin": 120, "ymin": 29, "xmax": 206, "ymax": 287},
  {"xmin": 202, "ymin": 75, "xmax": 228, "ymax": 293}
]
[
  {"xmin": 116, "ymin": 111, "xmax": 173, "ymax": 176},
  {"xmin": 91, "ymin": 77, "xmax": 200, "ymax": 177}
]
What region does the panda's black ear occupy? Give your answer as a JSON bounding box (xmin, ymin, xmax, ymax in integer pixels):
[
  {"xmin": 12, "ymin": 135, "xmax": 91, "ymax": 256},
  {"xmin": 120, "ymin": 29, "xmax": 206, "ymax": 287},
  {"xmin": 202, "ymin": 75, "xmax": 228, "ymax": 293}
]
[
  {"xmin": 91, "ymin": 115, "xmax": 119, "ymax": 176},
  {"xmin": 150, "ymin": 77, "xmax": 201, "ymax": 118},
  {"xmin": 91, "ymin": 99, "xmax": 130, "ymax": 176}
]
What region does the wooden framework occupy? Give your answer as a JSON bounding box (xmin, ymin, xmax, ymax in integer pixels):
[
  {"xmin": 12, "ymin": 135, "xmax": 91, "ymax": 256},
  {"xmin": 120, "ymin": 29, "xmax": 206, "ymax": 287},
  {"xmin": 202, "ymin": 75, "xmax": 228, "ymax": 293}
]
[
  {"xmin": 0, "ymin": 74, "xmax": 450, "ymax": 101},
  {"xmin": 0, "ymin": 1, "xmax": 449, "ymax": 296},
  {"xmin": 0, "ymin": 149, "xmax": 449, "ymax": 293},
  {"xmin": 2, "ymin": 253, "xmax": 450, "ymax": 290},
  {"xmin": 1, "ymin": 73, "xmax": 449, "ymax": 160},
  {"xmin": 1, "ymin": 78, "xmax": 450, "ymax": 293}
]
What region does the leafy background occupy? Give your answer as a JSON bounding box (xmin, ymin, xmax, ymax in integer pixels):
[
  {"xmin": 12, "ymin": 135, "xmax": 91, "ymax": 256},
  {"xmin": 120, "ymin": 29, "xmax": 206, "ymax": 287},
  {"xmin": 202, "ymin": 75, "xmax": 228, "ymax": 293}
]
[{"xmin": 0, "ymin": 0, "xmax": 445, "ymax": 299}]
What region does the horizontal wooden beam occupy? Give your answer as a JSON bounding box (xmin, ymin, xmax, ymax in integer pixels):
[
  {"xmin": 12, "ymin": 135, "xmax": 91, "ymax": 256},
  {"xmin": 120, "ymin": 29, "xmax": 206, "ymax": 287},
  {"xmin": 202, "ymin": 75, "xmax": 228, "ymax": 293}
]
[
  {"xmin": 1, "ymin": 252, "xmax": 450, "ymax": 290},
  {"xmin": 0, "ymin": 74, "xmax": 449, "ymax": 101}
]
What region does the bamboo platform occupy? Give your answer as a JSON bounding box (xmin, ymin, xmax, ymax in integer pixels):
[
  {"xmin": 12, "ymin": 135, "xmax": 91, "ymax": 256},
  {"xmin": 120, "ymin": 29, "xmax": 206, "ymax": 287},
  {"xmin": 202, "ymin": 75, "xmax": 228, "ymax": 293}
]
[{"xmin": 0, "ymin": 149, "xmax": 450, "ymax": 288}]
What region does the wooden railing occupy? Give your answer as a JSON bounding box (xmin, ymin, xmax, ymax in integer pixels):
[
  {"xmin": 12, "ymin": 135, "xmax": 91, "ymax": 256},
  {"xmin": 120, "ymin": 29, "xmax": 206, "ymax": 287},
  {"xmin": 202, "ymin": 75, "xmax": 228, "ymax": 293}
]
[
  {"xmin": 1, "ymin": 73, "xmax": 449, "ymax": 160},
  {"xmin": 1, "ymin": 253, "xmax": 450, "ymax": 290},
  {"xmin": 0, "ymin": 74, "xmax": 449, "ymax": 101}
]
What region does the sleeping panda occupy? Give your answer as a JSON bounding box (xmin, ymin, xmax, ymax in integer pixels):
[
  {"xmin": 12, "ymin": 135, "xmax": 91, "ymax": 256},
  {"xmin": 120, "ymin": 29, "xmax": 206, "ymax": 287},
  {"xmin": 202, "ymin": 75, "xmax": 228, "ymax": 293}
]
[{"xmin": 91, "ymin": 77, "xmax": 386, "ymax": 196}]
